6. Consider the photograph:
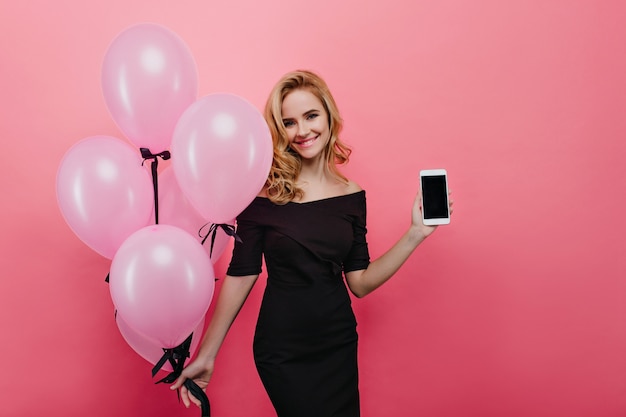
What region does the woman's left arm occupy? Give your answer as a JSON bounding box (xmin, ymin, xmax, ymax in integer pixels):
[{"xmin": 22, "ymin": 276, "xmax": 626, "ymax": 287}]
[{"xmin": 345, "ymin": 190, "xmax": 448, "ymax": 298}]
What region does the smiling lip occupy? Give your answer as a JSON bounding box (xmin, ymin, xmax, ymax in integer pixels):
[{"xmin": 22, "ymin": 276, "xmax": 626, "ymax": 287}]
[{"xmin": 294, "ymin": 135, "xmax": 318, "ymax": 148}]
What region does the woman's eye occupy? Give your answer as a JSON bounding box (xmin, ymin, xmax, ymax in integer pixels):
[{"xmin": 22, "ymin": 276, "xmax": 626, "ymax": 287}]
[
  {"xmin": 306, "ymin": 113, "xmax": 319, "ymax": 120},
  {"xmin": 283, "ymin": 120, "xmax": 295, "ymax": 127}
]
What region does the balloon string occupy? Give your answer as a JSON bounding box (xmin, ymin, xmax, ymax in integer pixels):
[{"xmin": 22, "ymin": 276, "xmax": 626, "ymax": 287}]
[
  {"xmin": 152, "ymin": 334, "xmax": 211, "ymax": 417},
  {"xmin": 184, "ymin": 379, "xmax": 211, "ymax": 417},
  {"xmin": 199, "ymin": 223, "xmax": 242, "ymax": 258},
  {"xmin": 140, "ymin": 148, "xmax": 171, "ymax": 225}
]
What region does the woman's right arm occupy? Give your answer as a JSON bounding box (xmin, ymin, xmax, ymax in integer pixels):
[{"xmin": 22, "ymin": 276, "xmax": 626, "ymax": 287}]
[{"xmin": 170, "ymin": 273, "xmax": 259, "ymax": 408}]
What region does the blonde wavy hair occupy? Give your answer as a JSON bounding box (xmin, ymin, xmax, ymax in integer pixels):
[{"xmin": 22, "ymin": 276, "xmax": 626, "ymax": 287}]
[{"xmin": 264, "ymin": 70, "xmax": 352, "ymax": 204}]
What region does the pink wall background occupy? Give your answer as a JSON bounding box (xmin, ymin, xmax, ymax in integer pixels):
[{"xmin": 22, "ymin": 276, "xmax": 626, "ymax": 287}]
[{"xmin": 1, "ymin": 0, "xmax": 625, "ymax": 416}]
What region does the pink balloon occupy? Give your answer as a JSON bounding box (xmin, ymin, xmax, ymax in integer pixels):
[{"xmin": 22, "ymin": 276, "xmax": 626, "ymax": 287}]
[
  {"xmin": 101, "ymin": 23, "xmax": 198, "ymax": 153},
  {"xmin": 171, "ymin": 93, "xmax": 273, "ymax": 224},
  {"xmin": 109, "ymin": 224, "xmax": 214, "ymax": 348},
  {"xmin": 117, "ymin": 313, "xmax": 205, "ymax": 373},
  {"xmin": 56, "ymin": 135, "xmax": 153, "ymax": 259},
  {"xmin": 158, "ymin": 167, "xmax": 232, "ymax": 262}
]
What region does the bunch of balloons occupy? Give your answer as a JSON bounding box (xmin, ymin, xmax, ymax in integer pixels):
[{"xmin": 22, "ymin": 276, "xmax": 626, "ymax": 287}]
[{"xmin": 56, "ymin": 24, "xmax": 272, "ymax": 377}]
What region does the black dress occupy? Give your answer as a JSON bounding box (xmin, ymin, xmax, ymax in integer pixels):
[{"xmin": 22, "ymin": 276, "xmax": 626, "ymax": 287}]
[{"xmin": 226, "ymin": 191, "xmax": 370, "ymax": 417}]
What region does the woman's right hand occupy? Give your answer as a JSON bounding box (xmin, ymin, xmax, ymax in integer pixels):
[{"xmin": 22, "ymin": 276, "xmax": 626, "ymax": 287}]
[
  {"xmin": 170, "ymin": 356, "xmax": 215, "ymax": 408},
  {"xmin": 169, "ymin": 274, "xmax": 259, "ymax": 408}
]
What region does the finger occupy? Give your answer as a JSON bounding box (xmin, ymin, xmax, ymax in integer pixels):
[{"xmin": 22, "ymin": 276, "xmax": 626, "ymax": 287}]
[
  {"xmin": 179, "ymin": 385, "xmax": 191, "ymax": 408},
  {"xmin": 170, "ymin": 375, "xmax": 185, "ymax": 391},
  {"xmin": 188, "ymin": 388, "xmax": 202, "ymax": 408}
]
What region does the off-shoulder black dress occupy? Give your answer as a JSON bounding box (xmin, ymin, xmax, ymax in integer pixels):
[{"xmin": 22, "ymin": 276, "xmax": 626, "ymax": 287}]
[{"xmin": 226, "ymin": 191, "xmax": 370, "ymax": 417}]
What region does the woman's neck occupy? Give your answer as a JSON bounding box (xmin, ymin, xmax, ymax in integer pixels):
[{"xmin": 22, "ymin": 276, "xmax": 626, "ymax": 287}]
[
  {"xmin": 298, "ymin": 155, "xmax": 328, "ymax": 183},
  {"xmin": 296, "ymin": 156, "xmax": 349, "ymax": 202}
]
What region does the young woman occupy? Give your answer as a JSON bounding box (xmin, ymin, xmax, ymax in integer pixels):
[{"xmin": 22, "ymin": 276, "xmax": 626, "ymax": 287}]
[{"xmin": 172, "ymin": 70, "xmax": 450, "ymax": 416}]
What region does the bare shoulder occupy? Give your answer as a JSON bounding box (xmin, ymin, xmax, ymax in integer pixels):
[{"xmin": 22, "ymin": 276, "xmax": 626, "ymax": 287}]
[{"xmin": 345, "ymin": 180, "xmax": 363, "ymax": 194}]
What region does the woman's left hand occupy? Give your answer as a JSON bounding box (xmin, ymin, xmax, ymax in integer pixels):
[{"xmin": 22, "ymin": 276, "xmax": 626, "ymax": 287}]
[{"xmin": 411, "ymin": 190, "xmax": 453, "ymax": 238}]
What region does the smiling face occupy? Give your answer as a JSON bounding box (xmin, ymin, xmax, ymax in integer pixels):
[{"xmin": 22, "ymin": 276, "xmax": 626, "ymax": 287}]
[{"xmin": 281, "ymin": 88, "xmax": 331, "ymax": 161}]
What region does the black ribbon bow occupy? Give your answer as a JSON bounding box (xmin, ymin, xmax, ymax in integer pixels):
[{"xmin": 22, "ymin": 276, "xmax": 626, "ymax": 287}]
[
  {"xmin": 199, "ymin": 223, "xmax": 242, "ymax": 258},
  {"xmin": 140, "ymin": 147, "xmax": 171, "ymax": 225},
  {"xmin": 153, "ymin": 334, "xmax": 211, "ymax": 417}
]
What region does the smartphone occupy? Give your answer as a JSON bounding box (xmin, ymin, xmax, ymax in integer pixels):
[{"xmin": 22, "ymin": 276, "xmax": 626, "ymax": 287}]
[{"xmin": 420, "ymin": 169, "xmax": 450, "ymax": 225}]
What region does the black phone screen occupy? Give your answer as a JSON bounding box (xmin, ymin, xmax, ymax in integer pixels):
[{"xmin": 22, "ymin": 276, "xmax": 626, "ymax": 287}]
[{"xmin": 421, "ymin": 175, "xmax": 449, "ymax": 219}]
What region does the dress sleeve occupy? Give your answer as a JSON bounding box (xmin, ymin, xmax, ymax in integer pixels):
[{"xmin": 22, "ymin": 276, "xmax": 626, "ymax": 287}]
[
  {"xmin": 226, "ymin": 204, "xmax": 265, "ymax": 277},
  {"xmin": 343, "ymin": 196, "xmax": 370, "ymax": 273}
]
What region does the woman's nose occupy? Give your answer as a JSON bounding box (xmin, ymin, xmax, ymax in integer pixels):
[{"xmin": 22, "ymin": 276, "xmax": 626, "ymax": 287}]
[{"xmin": 297, "ymin": 123, "xmax": 310, "ymax": 137}]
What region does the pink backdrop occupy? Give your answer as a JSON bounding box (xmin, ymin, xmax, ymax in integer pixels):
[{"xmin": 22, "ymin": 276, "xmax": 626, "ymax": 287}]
[{"xmin": 2, "ymin": 1, "xmax": 625, "ymax": 416}]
